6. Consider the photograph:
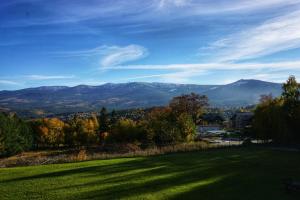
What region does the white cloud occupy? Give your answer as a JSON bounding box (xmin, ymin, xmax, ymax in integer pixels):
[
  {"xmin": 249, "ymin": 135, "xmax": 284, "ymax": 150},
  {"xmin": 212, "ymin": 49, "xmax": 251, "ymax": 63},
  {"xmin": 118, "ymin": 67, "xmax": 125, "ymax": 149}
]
[
  {"xmin": 200, "ymin": 0, "xmax": 300, "ymax": 14},
  {"xmin": 107, "ymin": 60, "xmax": 300, "ymax": 71},
  {"xmin": 203, "ymin": 10, "xmax": 300, "ymax": 62},
  {"xmin": 0, "ymin": 80, "xmax": 19, "ymax": 85},
  {"xmin": 121, "ymin": 69, "xmax": 206, "ymax": 83},
  {"xmin": 158, "ymin": 0, "xmax": 190, "ymax": 9},
  {"xmin": 5, "ymin": 0, "xmax": 300, "ymax": 27},
  {"xmin": 26, "ymin": 75, "xmax": 75, "ymax": 80},
  {"xmin": 62, "ymin": 80, "xmax": 106, "ymax": 86},
  {"xmin": 155, "ymin": 0, "xmax": 300, "ymax": 17},
  {"xmin": 157, "ymin": 70, "xmax": 207, "ymax": 83},
  {"xmin": 251, "ymin": 73, "xmax": 288, "ymax": 82},
  {"xmin": 100, "ymin": 45, "xmax": 148, "ymax": 67},
  {"xmin": 121, "ymin": 74, "xmax": 168, "ymax": 81},
  {"xmin": 55, "ymin": 44, "xmax": 148, "ymax": 67},
  {"xmin": 107, "ymin": 60, "xmax": 300, "ymax": 84}
]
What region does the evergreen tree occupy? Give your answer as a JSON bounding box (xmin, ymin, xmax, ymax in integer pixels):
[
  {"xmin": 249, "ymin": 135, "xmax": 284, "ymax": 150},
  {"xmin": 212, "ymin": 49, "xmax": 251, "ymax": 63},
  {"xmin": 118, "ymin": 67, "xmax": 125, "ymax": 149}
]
[
  {"xmin": 99, "ymin": 107, "xmax": 109, "ymax": 133},
  {"xmin": 282, "ymin": 76, "xmax": 300, "ymax": 143},
  {"xmin": 110, "ymin": 109, "xmax": 118, "ymax": 125},
  {"xmin": 253, "ymin": 76, "xmax": 300, "ymax": 144},
  {"xmin": 0, "ymin": 113, "xmax": 33, "ymax": 156},
  {"xmin": 282, "ymin": 75, "xmax": 300, "ymax": 102}
]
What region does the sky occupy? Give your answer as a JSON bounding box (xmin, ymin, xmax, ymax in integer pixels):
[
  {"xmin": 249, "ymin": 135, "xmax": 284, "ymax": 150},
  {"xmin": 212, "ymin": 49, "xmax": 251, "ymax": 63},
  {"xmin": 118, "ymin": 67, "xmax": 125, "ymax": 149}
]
[{"xmin": 1, "ymin": 0, "xmax": 300, "ymax": 90}]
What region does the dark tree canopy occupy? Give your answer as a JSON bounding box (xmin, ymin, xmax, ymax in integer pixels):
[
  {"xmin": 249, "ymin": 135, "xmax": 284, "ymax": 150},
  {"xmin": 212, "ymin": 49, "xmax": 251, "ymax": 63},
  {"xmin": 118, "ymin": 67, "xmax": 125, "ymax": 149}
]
[
  {"xmin": 0, "ymin": 113, "xmax": 33, "ymax": 156},
  {"xmin": 253, "ymin": 76, "xmax": 300, "ymax": 144},
  {"xmin": 99, "ymin": 107, "xmax": 109, "ymax": 133},
  {"xmin": 282, "ymin": 75, "xmax": 300, "ymax": 102},
  {"xmin": 169, "ymin": 93, "xmax": 209, "ymax": 122}
]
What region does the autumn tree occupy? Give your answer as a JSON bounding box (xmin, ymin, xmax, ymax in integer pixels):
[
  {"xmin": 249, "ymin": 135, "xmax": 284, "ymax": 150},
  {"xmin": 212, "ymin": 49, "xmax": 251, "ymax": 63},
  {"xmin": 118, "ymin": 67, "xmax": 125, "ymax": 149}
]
[
  {"xmin": 253, "ymin": 76, "xmax": 300, "ymax": 144},
  {"xmin": 108, "ymin": 119, "xmax": 144, "ymax": 144},
  {"xmin": 252, "ymin": 97, "xmax": 287, "ymax": 143},
  {"xmin": 142, "ymin": 107, "xmax": 196, "ymax": 146},
  {"xmin": 169, "ymin": 93, "xmax": 208, "ymax": 123},
  {"xmin": 79, "ymin": 115, "xmax": 99, "ymax": 145},
  {"xmin": 32, "ymin": 118, "xmax": 65, "ymax": 147},
  {"xmin": 65, "ymin": 115, "xmax": 99, "ymax": 146},
  {"xmin": 176, "ymin": 113, "xmax": 196, "ymax": 142}
]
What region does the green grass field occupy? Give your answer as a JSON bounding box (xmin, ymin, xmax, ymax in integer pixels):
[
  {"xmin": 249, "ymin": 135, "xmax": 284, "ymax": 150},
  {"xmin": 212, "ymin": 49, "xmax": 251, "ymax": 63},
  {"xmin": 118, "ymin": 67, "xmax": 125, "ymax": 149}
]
[{"xmin": 0, "ymin": 147, "xmax": 299, "ymax": 200}]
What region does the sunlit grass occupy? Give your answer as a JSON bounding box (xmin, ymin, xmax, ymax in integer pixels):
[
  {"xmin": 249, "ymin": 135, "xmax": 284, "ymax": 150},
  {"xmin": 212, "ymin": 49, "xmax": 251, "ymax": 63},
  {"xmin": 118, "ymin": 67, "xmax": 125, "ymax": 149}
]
[{"xmin": 0, "ymin": 147, "xmax": 299, "ymax": 200}]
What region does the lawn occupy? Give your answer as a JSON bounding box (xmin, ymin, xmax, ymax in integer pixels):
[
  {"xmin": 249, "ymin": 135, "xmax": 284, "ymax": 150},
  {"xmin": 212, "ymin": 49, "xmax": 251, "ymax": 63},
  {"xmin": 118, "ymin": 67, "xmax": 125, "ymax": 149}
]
[{"xmin": 0, "ymin": 147, "xmax": 299, "ymax": 200}]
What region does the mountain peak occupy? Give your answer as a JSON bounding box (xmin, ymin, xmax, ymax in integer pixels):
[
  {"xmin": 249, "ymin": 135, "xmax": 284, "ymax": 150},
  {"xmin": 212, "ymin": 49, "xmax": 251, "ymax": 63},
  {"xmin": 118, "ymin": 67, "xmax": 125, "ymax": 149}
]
[
  {"xmin": 230, "ymin": 79, "xmax": 250, "ymax": 86},
  {"xmin": 230, "ymin": 79, "xmax": 275, "ymax": 86},
  {"xmin": 235, "ymin": 79, "xmax": 257, "ymax": 83}
]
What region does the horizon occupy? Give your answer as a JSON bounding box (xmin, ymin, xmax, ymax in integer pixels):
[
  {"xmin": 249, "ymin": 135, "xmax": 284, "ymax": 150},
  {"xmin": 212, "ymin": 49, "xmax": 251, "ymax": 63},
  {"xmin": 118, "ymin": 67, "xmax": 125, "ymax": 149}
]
[
  {"xmin": 1, "ymin": 0, "xmax": 300, "ymax": 90},
  {"xmin": 0, "ymin": 78, "xmax": 283, "ymax": 91}
]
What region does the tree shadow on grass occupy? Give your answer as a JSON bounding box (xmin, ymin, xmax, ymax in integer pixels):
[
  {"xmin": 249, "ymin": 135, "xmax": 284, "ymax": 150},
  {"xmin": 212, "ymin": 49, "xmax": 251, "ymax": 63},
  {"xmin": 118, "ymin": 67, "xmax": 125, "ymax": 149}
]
[
  {"xmin": 2, "ymin": 149, "xmax": 299, "ymax": 200},
  {"xmin": 63, "ymin": 150, "xmax": 300, "ymax": 200},
  {"xmin": 1, "ymin": 158, "xmax": 150, "ymax": 183},
  {"xmin": 62, "ymin": 151, "xmax": 253, "ymax": 199},
  {"xmin": 64, "ymin": 168, "xmax": 236, "ymax": 200}
]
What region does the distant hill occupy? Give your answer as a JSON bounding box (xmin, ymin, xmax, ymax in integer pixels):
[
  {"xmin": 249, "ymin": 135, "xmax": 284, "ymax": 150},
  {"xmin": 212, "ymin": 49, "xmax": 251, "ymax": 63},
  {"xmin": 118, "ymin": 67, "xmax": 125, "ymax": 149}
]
[
  {"xmin": 0, "ymin": 79, "xmax": 282, "ymax": 117},
  {"xmin": 204, "ymin": 79, "xmax": 282, "ymax": 106}
]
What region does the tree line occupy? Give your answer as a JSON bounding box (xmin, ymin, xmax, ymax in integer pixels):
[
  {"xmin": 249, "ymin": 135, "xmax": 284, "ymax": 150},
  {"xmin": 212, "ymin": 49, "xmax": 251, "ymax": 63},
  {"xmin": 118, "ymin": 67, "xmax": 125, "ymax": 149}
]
[
  {"xmin": 252, "ymin": 76, "xmax": 300, "ymax": 144},
  {"xmin": 0, "ymin": 93, "xmax": 208, "ymax": 156}
]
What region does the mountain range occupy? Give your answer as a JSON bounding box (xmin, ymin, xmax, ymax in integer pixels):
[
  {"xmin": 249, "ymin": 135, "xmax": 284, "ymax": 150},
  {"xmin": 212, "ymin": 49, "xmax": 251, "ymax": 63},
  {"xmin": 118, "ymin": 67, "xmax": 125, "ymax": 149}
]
[{"xmin": 0, "ymin": 79, "xmax": 282, "ymax": 117}]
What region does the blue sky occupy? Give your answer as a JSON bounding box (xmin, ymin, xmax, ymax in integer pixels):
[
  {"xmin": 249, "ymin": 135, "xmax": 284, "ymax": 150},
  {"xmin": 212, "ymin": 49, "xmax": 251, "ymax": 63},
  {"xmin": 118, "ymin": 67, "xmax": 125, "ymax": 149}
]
[{"xmin": 1, "ymin": 0, "xmax": 300, "ymax": 90}]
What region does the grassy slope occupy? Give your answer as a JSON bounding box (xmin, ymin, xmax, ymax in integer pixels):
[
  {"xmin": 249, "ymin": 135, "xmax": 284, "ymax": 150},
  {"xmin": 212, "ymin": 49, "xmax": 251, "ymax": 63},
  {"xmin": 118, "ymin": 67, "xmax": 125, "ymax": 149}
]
[{"xmin": 0, "ymin": 148, "xmax": 299, "ymax": 200}]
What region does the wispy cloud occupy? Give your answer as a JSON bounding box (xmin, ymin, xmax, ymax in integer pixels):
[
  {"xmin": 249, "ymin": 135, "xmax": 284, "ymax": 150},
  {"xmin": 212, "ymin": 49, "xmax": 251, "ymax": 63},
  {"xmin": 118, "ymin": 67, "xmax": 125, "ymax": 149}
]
[
  {"xmin": 157, "ymin": 0, "xmax": 300, "ymax": 14},
  {"xmin": 251, "ymin": 73, "xmax": 290, "ymax": 82},
  {"xmin": 158, "ymin": 70, "xmax": 207, "ymax": 83},
  {"xmin": 25, "ymin": 75, "xmax": 75, "ymax": 80},
  {"xmin": 107, "ymin": 59, "xmax": 300, "ymax": 84},
  {"xmin": 120, "ymin": 69, "xmax": 206, "ymax": 83},
  {"xmin": 100, "ymin": 45, "xmax": 148, "ymax": 67},
  {"xmin": 4, "ymin": 0, "xmax": 300, "ymax": 27},
  {"xmin": 0, "ymin": 80, "xmax": 20, "ymax": 85},
  {"xmin": 0, "ymin": 41, "xmax": 24, "ymax": 46},
  {"xmin": 2, "ymin": 0, "xmax": 300, "ymax": 88},
  {"xmin": 59, "ymin": 79, "xmax": 106, "ymax": 86},
  {"xmin": 56, "ymin": 45, "xmax": 148, "ymax": 67},
  {"xmin": 106, "ymin": 60, "xmax": 300, "ymax": 71},
  {"xmin": 158, "ymin": 0, "xmax": 191, "ymax": 9},
  {"xmin": 202, "ymin": 10, "xmax": 300, "ymax": 62}
]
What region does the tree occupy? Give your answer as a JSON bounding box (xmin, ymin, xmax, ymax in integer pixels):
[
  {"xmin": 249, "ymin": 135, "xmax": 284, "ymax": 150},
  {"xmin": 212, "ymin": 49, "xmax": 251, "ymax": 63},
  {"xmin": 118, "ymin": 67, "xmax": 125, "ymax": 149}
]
[
  {"xmin": 282, "ymin": 75, "xmax": 300, "ymax": 102},
  {"xmin": 99, "ymin": 107, "xmax": 109, "ymax": 133},
  {"xmin": 108, "ymin": 119, "xmax": 144, "ymax": 144},
  {"xmin": 80, "ymin": 115, "xmax": 99, "ymax": 144},
  {"xmin": 176, "ymin": 113, "xmax": 196, "ymax": 142},
  {"xmin": 252, "ymin": 98, "xmax": 287, "ymax": 143},
  {"xmin": 0, "ymin": 113, "xmax": 33, "ymax": 156},
  {"xmin": 282, "ymin": 76, "xmax": 300, "ymax": 143},
  {"xmin": 65, "ymin": 115, "xmax": 99, "ymax": 146},
  {"xmin": 169, "ymin": 93, "xmax": 208, "ymax": 123},
  {"xmin": 143, "ymin": 107, "xmax": 196, "ymax": 146},
  {"xmin": 259, "ymin": 93, "xmax": 273, "ymax": 103},
  {"xmin": 252, "ymin": 76, "xmax": 300, "ymax": 144},
  {"xmin": 145, "ymin": 108, "xmax": 179, "ymax": 145},
  {"xmin": 32, "ymin": 118, "xmax": 65, "ymax": 147},
  {"xmin": 110, "ymin": 109, "xmax": 118, "ymax": 125}
]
